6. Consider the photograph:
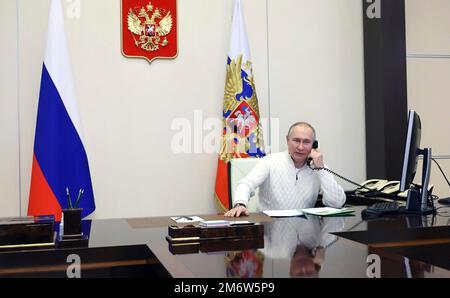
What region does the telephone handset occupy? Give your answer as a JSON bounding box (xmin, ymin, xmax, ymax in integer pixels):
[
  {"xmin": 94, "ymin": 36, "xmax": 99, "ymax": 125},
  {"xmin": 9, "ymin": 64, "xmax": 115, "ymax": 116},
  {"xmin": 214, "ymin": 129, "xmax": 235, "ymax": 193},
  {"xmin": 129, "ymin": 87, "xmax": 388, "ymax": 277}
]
[
  {"xmin": 307, "ymin": 140, "xmax": 319, "ymax": 167},
  {"xmin": 378, "ymin": 180, "xmax": 400, "ymax": 194},
  {"xmin": 356, "ymin": 179, "xmax": 389, "ymax": 193}
]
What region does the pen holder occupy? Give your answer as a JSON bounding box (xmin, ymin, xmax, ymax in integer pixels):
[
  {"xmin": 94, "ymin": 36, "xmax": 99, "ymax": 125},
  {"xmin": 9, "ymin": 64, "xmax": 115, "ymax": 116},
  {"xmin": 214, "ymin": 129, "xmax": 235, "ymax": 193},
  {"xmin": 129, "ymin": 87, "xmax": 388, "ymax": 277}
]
[{"xmin": 62, "ymin": 208, "xmax": 82, "ymax": 237}]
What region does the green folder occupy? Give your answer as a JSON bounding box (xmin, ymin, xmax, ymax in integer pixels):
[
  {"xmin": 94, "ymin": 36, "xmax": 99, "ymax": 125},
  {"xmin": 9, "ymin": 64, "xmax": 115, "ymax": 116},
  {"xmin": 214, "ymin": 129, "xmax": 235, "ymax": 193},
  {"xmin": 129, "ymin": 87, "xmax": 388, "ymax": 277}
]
[{"xmin": 301, "ymin": 207, "xmax": 355, "ymax": 217}]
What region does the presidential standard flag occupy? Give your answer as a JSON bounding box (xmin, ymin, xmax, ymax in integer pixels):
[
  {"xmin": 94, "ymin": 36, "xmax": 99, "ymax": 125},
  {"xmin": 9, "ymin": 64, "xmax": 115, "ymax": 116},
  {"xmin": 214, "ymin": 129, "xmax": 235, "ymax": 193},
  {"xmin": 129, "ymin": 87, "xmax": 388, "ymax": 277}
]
[
  {"xmin": 214, "ymin": 0, "xmax": 265, "ymax": 212},
  {"xmin": 28, "ymin": 0, "xmax": 95, "ymax": 221}
]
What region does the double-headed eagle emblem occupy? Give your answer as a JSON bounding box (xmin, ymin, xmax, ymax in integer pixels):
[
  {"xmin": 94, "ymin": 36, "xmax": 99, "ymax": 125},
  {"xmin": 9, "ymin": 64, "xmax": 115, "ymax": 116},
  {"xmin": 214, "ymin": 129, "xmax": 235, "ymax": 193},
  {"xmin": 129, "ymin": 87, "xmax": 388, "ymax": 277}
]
[{"xmin": 127, "ymin": 2, "xmax": 173, "ymax": 52}]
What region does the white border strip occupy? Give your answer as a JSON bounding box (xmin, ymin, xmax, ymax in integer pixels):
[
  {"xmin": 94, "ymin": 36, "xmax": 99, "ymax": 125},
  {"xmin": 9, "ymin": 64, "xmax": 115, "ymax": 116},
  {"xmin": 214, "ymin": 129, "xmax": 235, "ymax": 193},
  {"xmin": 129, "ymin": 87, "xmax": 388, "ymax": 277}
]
[
  {"xmin": 265, "ymin": 0, "xmax": 272, "ymax": 153},
  {"xmin": 407, "ymin": 53, "xmax": 450, "ymax": 59},
  {"xmin": 16, "ymin": 0, "xmax": 22, "ymax": 216}
]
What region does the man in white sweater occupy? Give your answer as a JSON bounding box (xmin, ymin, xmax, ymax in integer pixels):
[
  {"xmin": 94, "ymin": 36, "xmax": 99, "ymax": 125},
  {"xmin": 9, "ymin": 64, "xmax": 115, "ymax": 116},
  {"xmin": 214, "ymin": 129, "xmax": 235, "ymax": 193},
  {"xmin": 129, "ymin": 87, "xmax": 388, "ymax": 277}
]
[{"xmin": 224, "ymin": 122, "xmax": 346, "ymax": 217}]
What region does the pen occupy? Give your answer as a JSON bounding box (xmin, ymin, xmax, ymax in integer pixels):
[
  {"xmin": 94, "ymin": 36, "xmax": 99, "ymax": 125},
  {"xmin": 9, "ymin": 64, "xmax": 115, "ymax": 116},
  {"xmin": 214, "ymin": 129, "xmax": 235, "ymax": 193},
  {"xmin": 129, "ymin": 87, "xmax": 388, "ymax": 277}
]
[
  {"xmin": 66, "ymin": 187, "xmax": 73, "ymax": 209},
  {"xmin": 74, "ymin": 188, "xmax": 84, "ymax": 208}
]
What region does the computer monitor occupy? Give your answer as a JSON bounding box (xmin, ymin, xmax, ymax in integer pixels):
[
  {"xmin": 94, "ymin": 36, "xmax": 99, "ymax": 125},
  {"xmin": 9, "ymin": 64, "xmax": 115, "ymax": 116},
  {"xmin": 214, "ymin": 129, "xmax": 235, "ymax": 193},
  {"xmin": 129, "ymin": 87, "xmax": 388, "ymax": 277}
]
[
  {"xmin": 399, "ymin": 110, "xmax": 433, "ymax": 214},
  {"xmin": 400, "ymin": 110, "xmax": 422, "ymax": 192}
]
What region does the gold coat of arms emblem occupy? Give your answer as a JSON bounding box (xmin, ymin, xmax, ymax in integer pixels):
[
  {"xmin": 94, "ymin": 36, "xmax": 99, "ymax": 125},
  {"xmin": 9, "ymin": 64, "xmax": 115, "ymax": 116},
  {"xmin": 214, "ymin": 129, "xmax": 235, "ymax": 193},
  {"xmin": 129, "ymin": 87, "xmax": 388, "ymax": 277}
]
[{"xmin": 121, "ymin": 0, "xmax": 177, "ymax": 63}]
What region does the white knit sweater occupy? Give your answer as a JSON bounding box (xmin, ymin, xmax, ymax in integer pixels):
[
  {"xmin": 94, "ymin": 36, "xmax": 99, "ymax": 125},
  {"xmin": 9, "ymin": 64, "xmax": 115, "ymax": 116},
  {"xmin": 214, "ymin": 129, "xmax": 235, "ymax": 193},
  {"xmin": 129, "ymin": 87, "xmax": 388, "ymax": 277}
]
[{"xmin": 234, "ymin": 151, "xmax": 346, "ymax": 210}]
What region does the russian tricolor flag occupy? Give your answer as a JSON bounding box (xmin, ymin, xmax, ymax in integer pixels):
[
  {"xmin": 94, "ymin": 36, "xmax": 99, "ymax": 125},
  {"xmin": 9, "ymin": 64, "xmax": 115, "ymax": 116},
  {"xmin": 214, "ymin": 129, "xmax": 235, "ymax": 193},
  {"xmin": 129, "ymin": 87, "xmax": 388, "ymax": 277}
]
[
  {"xmin": 28, "ymin": 0, "xmax": 95, "ymax": 221},
  {"xmin": 214, "ymin": 0, "xmax": 265, "ymax": 211}
]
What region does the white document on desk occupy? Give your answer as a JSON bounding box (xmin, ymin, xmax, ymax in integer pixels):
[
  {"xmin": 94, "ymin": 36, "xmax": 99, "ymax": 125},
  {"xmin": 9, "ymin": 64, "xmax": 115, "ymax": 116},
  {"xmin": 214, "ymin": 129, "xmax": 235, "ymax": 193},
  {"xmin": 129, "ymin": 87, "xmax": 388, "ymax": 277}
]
[{"xmin": 263, "ymin": 209, "xmax": 303, "ymax": 217}]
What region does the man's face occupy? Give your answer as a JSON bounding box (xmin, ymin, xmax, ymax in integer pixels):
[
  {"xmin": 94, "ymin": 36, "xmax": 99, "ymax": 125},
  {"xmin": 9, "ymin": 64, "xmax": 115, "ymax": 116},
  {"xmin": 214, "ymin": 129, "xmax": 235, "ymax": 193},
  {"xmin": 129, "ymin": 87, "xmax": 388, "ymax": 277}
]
[
  {"xmin": 286, "ymin": 125, "xmax": 314, "ymax": 165},
  {"xmin": 290, "ymin": 246, "xmax": 320, "ymax": 278}
]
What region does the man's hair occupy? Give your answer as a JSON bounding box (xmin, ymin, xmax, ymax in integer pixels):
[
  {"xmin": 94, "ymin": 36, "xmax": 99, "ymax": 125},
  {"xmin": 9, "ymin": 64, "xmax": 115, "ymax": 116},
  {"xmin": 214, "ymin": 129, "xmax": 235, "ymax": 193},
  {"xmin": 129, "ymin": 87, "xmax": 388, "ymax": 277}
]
[{"xmin": 286, "ymin": 122, "xmax": 316, "ymax": 140}]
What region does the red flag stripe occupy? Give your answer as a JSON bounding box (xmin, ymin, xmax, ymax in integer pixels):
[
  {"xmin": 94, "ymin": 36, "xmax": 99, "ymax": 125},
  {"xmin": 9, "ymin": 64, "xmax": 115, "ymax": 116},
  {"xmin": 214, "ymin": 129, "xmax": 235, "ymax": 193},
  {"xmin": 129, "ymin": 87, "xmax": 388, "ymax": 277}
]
[{"xmin": 28, "ymin": 155, "xmax": 62, "ymax": 221}]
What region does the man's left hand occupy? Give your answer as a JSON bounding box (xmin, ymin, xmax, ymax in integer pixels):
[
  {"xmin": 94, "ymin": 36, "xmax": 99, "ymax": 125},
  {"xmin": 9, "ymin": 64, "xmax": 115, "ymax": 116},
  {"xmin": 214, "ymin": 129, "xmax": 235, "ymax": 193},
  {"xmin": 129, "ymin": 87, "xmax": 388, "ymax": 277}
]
[{"xmin": 308, "ymin": 148, "xmax": 324, "ymax": 168}]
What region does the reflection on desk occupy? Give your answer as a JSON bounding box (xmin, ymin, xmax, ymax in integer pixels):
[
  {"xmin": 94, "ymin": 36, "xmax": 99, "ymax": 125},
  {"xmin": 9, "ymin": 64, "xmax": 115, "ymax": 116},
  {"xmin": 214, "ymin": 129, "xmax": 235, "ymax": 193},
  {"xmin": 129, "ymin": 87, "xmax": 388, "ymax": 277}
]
[{"xmin": 224, "ymin": 216, "xmax": 344, "ymax": 278}]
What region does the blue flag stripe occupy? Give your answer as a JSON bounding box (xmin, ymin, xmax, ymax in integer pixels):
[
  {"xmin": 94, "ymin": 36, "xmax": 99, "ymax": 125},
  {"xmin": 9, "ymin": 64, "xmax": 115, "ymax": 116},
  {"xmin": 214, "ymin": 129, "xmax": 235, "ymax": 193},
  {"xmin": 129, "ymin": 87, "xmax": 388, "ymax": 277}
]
[{"xmin": 34, "ymin": 64, "xmax": 95, "ymax": 217}]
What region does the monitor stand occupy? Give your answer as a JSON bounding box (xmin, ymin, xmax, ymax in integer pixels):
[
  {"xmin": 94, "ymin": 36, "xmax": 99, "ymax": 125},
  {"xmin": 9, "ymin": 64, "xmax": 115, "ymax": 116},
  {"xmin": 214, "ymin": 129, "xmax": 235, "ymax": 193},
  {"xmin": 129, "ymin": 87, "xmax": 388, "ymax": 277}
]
[{"xmin": 402, "ymin": 148, "xmax": 435, "ymax": 215}]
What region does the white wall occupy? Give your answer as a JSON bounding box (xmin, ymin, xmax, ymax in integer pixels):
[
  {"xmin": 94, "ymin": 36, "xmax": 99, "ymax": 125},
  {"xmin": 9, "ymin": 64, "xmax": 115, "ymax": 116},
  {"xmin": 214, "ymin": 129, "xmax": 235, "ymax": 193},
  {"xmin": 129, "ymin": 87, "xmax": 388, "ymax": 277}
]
[
  {"xmin": 405, "ymin": 0, "xmax": 450, "ymax": 199},
  {"xmin": 1, "ymin": 0, "xmax": 366, "ymax": 219},
  {"xmin": 268, "ymin": 0, "xmax": 366, "ymax": 186},
  {"xmin": 0, "ymin": 0, "xmax": 20, "ymax": 216}
]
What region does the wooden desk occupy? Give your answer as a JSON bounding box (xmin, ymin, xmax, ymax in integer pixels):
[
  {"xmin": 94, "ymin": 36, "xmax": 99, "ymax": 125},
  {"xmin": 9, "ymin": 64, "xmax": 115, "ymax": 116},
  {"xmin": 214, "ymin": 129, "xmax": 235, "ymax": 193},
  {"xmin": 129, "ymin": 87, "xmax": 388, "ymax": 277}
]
[{"xmin": 1, "ymin": 205, "xmax": 449, "ymax": 278}]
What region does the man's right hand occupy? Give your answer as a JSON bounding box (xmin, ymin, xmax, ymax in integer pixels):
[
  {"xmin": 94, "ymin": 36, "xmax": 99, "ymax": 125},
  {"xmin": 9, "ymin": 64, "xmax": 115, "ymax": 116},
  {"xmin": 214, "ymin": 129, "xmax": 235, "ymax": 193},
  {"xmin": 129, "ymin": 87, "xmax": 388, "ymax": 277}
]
[{"xmin": 224, "ymin": 205, "xmax": 249, "ymax": 217}]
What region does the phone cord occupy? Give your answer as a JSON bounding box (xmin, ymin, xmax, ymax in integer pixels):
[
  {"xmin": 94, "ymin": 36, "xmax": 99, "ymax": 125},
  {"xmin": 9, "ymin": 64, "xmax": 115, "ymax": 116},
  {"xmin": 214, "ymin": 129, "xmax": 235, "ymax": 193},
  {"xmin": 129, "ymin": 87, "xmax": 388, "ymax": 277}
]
[{"xmin": 308, "ymin": 164, "xmax": 373, "ymax": 191}]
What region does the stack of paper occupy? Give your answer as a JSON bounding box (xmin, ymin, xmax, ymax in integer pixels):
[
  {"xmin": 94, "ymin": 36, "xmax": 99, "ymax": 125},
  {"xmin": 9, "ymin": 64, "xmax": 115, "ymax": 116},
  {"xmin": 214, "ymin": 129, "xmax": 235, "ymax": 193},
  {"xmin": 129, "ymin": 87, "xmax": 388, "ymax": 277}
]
[
  {"xmin": 262, "ymin": 210, "xmax": 303, "ymax": 217},
  {"xmin": 262, "ymin": 207, "xmax": 355, "ymax": 218},
  {"xmin": 199, "ymin": 220, "xmax": 231, "ymax": 227},
  {"xmin": 300, "ymin": 207, "xmax": 355, "ymax": 216},
  {"xmin": 229, "ymin": 220, "xmax": 255, "ymax": 226}
]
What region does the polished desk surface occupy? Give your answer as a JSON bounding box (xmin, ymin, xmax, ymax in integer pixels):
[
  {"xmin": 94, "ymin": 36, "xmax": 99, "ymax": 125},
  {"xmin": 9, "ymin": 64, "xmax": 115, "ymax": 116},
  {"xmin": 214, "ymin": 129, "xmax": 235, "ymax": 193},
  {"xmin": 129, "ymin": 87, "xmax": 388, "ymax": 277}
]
[{"xmin": 1, "ymin": 203, "xmax": 450, "ymax": 278}]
